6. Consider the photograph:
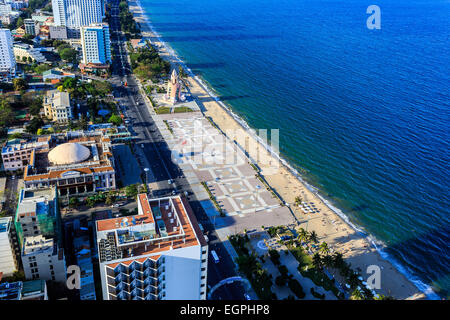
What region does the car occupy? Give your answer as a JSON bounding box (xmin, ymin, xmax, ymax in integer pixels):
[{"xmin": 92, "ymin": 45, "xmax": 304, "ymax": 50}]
[
  {"xmin": 244, "ymin": 294, "xmax": 251, "ymax": 300},
  {"xmin": 168, "ymin": 179, "xmax": 173, "ymax": 185},
  {"xmin": 184, "ymin": 191, "xmax": 189, "ymax": 197},
  {"xmin": 11, "ymin": 175, "xmax": 15, "ymax": 180},
  {"xmin": 171, "ymin": 190, "xmax": 177, "ymax": 196},
  {"xmin": 111, "ymin": 204, "xmax": 120, "ymax": 208},
  {"xmin": 141, "ymin": 144, "xmax": 144, "ymax": 148}
]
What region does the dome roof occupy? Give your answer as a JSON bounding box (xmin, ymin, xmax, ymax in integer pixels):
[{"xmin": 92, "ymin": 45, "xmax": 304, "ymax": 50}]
[{"xmin": 48, "ymin": 143, "xmax": 90, "ymax": 165}]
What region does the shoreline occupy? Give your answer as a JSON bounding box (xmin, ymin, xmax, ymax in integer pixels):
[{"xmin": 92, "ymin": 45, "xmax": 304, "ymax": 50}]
[{"xmin": 127, "ymin": 0, "xmax": 436, "ymax": 300}]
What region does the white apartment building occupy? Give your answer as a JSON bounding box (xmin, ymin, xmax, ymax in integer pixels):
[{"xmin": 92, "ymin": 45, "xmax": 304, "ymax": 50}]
[
  {"xmin": 0, "ymin": 217, "xmax": 17, "ymax": 277},
  {"xmin": 52, "ymin": 0, "xmax": 103, "ymax": 37},
  {"xmin": 43, "ymin": 89, "xmax": 72, "ymax": 122},
  {"xmin": 21, "ymin": 235, "xmax": 66, "ymax": 282},
  {"xmin": 0, "ymin": 3, "xmax": 12, "ymax": 15},
  {"xmin": 80, "ymin": 23, "xmax": 111, "ymax": 65},
  {"xmin": 96, "ymin": 194, "xmax": 208, "ymax": 300},
  {"xmin": 0, "ymin": 28, "xmax": 16, "ymax": 82}
]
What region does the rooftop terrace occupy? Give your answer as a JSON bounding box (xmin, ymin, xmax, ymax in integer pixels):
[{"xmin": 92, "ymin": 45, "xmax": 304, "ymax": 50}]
[{"xmin": 97, "ymin": 195, "xmax": 205, "ymax": 263}]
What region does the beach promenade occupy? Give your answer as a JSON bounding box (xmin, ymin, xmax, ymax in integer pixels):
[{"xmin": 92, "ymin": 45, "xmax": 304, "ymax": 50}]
[{"xmin": 127, "ymin": 0, "xmax": 425, "ymax": 300}]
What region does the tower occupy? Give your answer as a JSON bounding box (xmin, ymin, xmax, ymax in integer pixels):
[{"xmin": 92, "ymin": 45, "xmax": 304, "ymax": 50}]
[{"xmin": 166, "ymin": 69, "xmax": 182, "ymax": 104}]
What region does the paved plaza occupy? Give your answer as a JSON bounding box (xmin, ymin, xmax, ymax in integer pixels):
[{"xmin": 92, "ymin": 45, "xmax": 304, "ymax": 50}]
[{"xmin": 155, "ymin": 115, "xmax": 295, "ymax": 234}]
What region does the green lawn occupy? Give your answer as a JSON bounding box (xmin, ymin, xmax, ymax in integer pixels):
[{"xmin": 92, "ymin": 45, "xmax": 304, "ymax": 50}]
[
  {"xmin": 173, "ymin": 106, "xmax": 193, "ymax": 113},
  {"xmin": 155, "ymin": 106, "xmax": 171, "ymax": 114}
]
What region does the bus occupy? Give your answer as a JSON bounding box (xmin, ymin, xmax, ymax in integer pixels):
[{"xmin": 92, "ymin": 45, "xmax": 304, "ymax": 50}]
[{"xmin": 211, "ymin": 250, "xmax": 219, "ymax": 263}]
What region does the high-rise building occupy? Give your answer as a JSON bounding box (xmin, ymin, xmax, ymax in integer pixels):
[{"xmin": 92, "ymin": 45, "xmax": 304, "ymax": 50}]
[
  {"xmin": 0, "ymin": 28, "xmax": 16, "ymax": 82},
  {"xmin": 52, "ymin": 0, "xmax": 103, "ymax": 37},
  {"xmin": 0, "ymin": 217, "xmax": 17, "ymax": 277},
  {"xmin": 15, "ymin": 188, "xmax": 66, "ymax": 283},
  {"xmin": 24, "ymin": 19, "xmax": 37, "ymax": 35},
  {"xmin": 95, "ymin": 194, "xmax": 208, "ymax": 300},
  {"xmin": 80, "ymin": 23, "xmax": 111, "ymax": 65}
]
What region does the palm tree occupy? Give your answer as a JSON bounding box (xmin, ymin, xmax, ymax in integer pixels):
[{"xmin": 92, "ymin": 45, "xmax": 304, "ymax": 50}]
[
  {"xmin": 319, "ymin": 242, "xmax": 330, "ymax": 256},
  {"xmin": 312, "ymin": 253, "xmax": 323, "ymax": 270},
  {"xmin": 296, "ymin": 228, "xmax": 308, "ymax": 244},
  {"xmin": 322, "ymin": 254, "xmax": 333, "ymax": 268},
  {"xmin": 347, "ymin": 271, "xmax": 360, "ymax": 289},
  {"xmin": 309, "ymin": 231, "xmax": 319, "ymax": 244},
  {"xmin": 350, "ymin": 288, "xmax": 364, "ymax": 300},
  {"xmin": 332, "ymin": 252, "xmax": 345, "ymax": 269}
]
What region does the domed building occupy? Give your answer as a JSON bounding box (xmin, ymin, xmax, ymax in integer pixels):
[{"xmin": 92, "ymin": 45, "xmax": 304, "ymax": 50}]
[
  {"xmin": 48, "ymin": 143, "xmax": 91, "ymax": 165},
  {"xmin": 23, "ymin": 133, "xmax": 116, "ymax": 197}
]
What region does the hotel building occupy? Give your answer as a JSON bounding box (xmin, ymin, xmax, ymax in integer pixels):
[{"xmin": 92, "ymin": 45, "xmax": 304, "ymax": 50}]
[
  {"xmin": 80, "ymin": 23, "xmax": 111, "ymax": 65},
  {"xmin": 23, "ymin": 132, "xmax": 116, "ymax": 197},
  {"xmin": 52, "ymin": 0, "xmax": 103, "ymax": 38},
  {"xmin": 0, "ymin": 28, "xmax": 16, "ymax": 82},
  {"xmin": 96, "ymin": 194, "xmax": 208, "ymax": 300}
]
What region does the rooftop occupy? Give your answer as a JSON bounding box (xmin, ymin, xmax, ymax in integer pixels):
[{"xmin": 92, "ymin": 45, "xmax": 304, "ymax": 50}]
[
  {"xmin": 0, "ymin": 217, "xmax": 11, "ymax": 233},
  {"xmin": 23, "ymin": 133, "xmax": 114, "ymax": 181},
  {"xmin": 48, "ymin": 143, "xmax": 90, "ymax": 165},
  {"xmin": 97, "ymin": 195, "xmax": 205, "ymax": 263}
]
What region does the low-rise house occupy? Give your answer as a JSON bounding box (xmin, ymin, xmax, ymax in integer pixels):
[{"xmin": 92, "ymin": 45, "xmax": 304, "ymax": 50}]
[
  {"xmin": 42, "ymin": 68, "xmax": 75, "ymax": 83},
  {"xmin": 13, "ymin": 42, "xmax": 46, "ymax": 63},
  {"xmin": 1, "ymin": 137, "xmax": 51, "ymax": 171}
]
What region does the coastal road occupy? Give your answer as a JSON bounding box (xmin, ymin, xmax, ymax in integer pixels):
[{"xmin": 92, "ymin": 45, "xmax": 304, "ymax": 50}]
[{"xmin": 107, "ymin": 0, "xmax": 247, "ymax": 300}]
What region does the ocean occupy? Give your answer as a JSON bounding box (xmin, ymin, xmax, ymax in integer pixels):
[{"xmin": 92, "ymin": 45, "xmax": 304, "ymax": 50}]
[{"xmin": 139, "ymin": 0, "xmax": 450, "ymax": 298}]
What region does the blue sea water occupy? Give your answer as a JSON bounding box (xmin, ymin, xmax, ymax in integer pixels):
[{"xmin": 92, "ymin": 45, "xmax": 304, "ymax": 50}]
[{"xmin": 140, "ymin": 0, "xmax": 450, "ymax": 297}]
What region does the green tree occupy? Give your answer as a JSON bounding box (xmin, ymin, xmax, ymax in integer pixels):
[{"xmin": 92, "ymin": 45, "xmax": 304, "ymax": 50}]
[
  {"xmin": 108, "ymin": 114, "xmax": 122, "ymax": 126},
  {"xmin": 68, "ymin": 197, "xmax": 79, "ymax": 208},
  {"xmin": 13, "ymin": 78, "xmax": 27, "ymax": 91},
  {"xmin": 125, "ymin": 184, "xmax": 138, "ymax": 198},
  {"xmin": 319, "ymin": 242, "xmax": 330, "ymax": 256},
  {"xmin": 86, "ymin": 197, "xmax": 96, "ymax": 208},
  {"xmin": 312, "ymin": 253, "xmax": 323, "ymax": 270},
  {"xmin": 0, "ymin": 99, "xmax": 15, "ymax": 135},
  {"xmin": 26, "ymin": 117, "xmax": 44, "ymax": 134},
  {"xmin": 59, "ymin": 47, "xmax": 78, "ymax": 62},
  {"xmin": 308, "ymin": 231, "xmax": 319, "ymax": 244}
]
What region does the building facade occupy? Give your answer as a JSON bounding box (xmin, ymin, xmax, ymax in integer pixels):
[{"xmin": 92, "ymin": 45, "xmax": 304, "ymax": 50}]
[
  {"xmin": 43, "ymin": 89, "xmax": 72, "ymax": 122},
  {"xmin": 0, "ymin": 28, "xmax": 16, "ymax": 82},
  {"xmin": 13, "ymin": 43, "xmax": 46, "ymax": 63},
  {"xmin": 24, "ymin": 18, "xmax": 38, "ymax": 35},
  {"xmin": 1, "ymin": 137, "xmax": 51, "ymax": 171},
  {"xmin": 0, "ymin": 217, "xmax": 17, "ymax": 277},
  {"xmin": 52, "ymin": 0, "xmax": 103, "ymax": 38},
  {"xmin": 15, "ymin": 187, "xmax": 66, "ymax": 283},
  {"xmin": 96, "ymin": 194, "xmax": 208, "ymax": 300},
  {"xmin": 0, "ymin": 280, "xmax": 48, "ymax": 300},
  {"xmin": 23, "ymin": 132, "xmax": 116, "ymax": 197},
  {"xmin": 80, "ymin": 23, "xmax": 111, "ymax": 65},
  {"xmin": 21, "ymin": 235, "xmax": 66, "ymax": 282}
]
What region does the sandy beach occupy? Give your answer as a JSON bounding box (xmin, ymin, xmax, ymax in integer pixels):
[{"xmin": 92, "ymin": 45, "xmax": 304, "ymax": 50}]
[{"xmin": 127, "ymin": 0, "xmax": 426, "ymax": 300}]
